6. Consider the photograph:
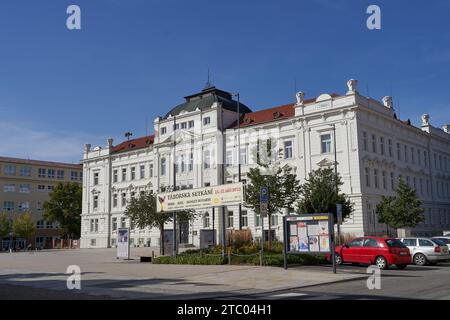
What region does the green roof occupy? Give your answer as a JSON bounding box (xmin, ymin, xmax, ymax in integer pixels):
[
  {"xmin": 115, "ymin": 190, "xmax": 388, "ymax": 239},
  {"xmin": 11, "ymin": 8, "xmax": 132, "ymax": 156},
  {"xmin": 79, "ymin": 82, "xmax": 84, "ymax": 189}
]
[{"xmin": 163, "ymin": 87, "xmax": 252, "ymax": 119}]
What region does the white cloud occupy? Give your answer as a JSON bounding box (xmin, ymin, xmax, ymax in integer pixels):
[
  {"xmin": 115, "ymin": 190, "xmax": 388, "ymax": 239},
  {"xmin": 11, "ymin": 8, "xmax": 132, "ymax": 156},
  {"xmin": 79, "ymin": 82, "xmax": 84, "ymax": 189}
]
[{"xmin": 0, "ymin": 120, "xmax": 106, "ymax": 164}]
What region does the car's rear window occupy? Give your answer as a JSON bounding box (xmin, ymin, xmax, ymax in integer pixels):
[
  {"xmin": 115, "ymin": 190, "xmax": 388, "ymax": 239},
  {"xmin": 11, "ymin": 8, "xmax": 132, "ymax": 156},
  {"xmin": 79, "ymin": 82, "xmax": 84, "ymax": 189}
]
[
  {"xmin": 434, "ymin": 238, "xmax": 450, "ymax": 244},
  {"xmin": 385, "ymin": 239, "xmax": 407, "ymax": 248},
  {"xmin": 431, "ymin": 239, "xmax": 446, "ymax": 246}
]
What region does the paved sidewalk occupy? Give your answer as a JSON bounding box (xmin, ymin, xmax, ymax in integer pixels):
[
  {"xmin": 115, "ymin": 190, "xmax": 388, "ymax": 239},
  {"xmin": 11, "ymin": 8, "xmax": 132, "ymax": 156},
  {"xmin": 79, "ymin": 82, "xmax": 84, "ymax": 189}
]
[{"xmin": 0, "ymin": 249, "xmax": 366, "ymax": 299}]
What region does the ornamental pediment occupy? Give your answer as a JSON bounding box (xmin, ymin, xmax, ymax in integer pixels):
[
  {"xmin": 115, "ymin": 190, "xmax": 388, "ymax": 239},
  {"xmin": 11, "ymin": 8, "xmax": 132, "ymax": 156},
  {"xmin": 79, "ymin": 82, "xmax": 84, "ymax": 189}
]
[{"xmin": 316, "ymin": 158, "xmax": 336, "ymax": 167}]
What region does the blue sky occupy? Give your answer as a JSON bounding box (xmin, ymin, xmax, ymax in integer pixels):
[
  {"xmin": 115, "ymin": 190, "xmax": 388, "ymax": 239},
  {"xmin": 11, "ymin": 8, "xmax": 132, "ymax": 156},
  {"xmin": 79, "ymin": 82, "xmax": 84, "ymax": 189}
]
[{"xmin": 0, "ymin": 0, "xmax": 449, "ymax": 163}]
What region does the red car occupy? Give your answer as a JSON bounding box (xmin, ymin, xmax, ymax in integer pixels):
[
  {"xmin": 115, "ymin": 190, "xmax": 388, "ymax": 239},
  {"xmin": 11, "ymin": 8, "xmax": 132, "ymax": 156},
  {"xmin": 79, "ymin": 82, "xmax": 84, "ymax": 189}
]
[{"xmin": 328, "ymin": 236, "xmax": 411, "ymax": 269}]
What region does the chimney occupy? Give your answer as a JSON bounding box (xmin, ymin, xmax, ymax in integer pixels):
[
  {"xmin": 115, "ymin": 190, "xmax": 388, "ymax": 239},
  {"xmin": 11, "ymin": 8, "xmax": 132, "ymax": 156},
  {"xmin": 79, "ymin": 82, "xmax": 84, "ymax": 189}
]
[
  {"xmin": 107, "ymin": 138, "xmax": 114, "ymax": 148},
  {"xmin": 84, "ymin": 144, "xmax": 91, "ymax": 153}
]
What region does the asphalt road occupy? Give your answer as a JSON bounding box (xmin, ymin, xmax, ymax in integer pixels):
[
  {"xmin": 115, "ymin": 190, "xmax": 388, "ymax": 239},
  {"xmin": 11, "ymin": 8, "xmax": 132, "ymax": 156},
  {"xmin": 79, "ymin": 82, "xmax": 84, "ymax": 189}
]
[{"xmin": 220, "ymin": 261, "xmax": 450, "ymax": 300}]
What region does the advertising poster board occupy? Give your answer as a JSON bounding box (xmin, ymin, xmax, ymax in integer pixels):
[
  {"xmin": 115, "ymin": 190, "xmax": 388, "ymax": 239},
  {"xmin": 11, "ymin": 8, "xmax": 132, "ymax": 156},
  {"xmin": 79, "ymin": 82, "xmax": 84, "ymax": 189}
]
[{"xmin": 117, "ymin": 227, "xmax": 130, "ymax": 259}]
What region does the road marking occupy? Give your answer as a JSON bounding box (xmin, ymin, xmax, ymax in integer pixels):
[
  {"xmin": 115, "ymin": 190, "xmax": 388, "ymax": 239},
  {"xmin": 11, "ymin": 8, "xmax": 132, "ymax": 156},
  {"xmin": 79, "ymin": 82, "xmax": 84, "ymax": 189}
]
[{"xmin": 270, "ymin": 292, "xmax": 307, "ymax": 298}]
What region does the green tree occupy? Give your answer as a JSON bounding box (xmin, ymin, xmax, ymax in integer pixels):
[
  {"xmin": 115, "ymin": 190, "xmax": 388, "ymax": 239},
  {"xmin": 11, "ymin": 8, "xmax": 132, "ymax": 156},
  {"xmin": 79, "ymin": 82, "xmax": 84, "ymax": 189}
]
[
  {"xmin": 0, "ymin": 212, "xmax": 12, "ymax": 239},
  {"xmin": 43, "ymin": 182, "xmax": 82, "ymax": 238},
  {"xmin": 295, "ymin": 167, "xmax": 353, "ymax": 222},
  {"xmin": 12, "ymin": 213, "xmax": 36, "ymax": 244},
  {"xmin": 376, "ymin": 178, "xmax": 424, "ymax": 232},
  {"xmin": 125, "ymin": 191, "xmax": 196, "ymax": 255},
  {"xmin": 245, "ymin": 138, "xmax": 301, "ymax": 249}
]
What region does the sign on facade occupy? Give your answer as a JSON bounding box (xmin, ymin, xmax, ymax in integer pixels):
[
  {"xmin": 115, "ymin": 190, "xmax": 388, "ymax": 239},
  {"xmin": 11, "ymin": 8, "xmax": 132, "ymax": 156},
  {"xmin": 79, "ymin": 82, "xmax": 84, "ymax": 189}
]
[
  {"xmin": 117, "ymin": 228, "xmax": 130, "ymax": 259},
  {"xmin": 156, "ymin": 182, "xmax": 244, "ymax": 212},
  {"xmin": 283, "ymin": 214, "xmax": 333, "ymax": 254}
]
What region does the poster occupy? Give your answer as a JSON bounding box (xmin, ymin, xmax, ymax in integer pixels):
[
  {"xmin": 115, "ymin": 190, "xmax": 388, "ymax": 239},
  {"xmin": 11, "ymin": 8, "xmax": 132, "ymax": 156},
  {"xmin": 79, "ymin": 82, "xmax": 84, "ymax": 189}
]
[
  {"xmin": 308, "ymin": 236, "xmax": 320, "ymax": 252},
  {"xmin": 307, "ymin": 223, "xmax": 320, "ymax": 236},
  {"xmin": 289, "ymin": 224, "xmax": 298, "ymax": 236},
  {"xmin": 298, "ymin": 224, "xmax": 308, "ymax": 238},
  {"xmin": 319, "ymin": 220, "xmax": 329, "ymax": 235},
  {"xmin": 289, "ymin": 237, "xmax": 299, "ymax": 251},
  {"xmin": 319, "ymin": 236, "xmax": 330, "ymax": 252},
  {"xmin": 298, "ymin": 237, "xmax": 309, "ymax": 252},
  {"xmin": 117, "ymin": 228, "xmax": 130, "ymax": 259}
]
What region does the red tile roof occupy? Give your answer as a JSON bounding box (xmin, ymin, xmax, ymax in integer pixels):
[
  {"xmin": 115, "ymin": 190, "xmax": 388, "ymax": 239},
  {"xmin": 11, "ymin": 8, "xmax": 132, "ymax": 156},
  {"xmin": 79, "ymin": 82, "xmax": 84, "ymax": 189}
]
[
  {"xmin": 228, "ymin": 97, "xmax": 322, "ymax": 129},
  {"xmin": 111, "ymin": 135, "xmax": 155, "ymax": 154},
  {"xmin": 0, "ymin": 156, "xmax": 82, "ymax": 169}
]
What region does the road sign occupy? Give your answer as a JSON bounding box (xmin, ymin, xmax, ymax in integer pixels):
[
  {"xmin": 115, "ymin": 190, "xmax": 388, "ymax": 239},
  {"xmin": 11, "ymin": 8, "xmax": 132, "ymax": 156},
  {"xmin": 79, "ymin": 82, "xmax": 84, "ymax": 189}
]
[
  {"xmin": 260, "ymin": 203, "xmax": 268, "ymax": 217},
  {"xmin": 260, "ymin": 186, "xmax": 269, "ymax": 203},
  {"xmin": 336, "ymin": 203, "xmax": 343, "ymax": 225}
]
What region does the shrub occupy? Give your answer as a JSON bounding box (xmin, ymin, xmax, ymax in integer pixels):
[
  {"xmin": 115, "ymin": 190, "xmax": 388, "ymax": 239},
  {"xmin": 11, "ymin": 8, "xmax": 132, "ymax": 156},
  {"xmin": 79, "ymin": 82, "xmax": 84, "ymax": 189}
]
[
  {"xmin": 227, "ymin": 229, "xmax": 253, "ymax": 248},
  {"xmin": 153, "ymin": 254, "xmax": 226, "ymax": 265}
]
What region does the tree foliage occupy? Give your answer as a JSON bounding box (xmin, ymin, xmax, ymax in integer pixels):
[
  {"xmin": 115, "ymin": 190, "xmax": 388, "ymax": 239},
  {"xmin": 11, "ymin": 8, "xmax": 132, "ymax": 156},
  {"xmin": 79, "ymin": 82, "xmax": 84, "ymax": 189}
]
[
  {"xmin": 43, "ymin": 182, "xmax": 82, "ymax": 238},
  {"xmin": 125, "ymin": 192, "xmax": 196, "ymax": 255},
  {"xmin": 295, "ymin": 167, "xmax": 353, "ymax": 222},
  {"xmin": 12, "ymin": 212, "xmax": 36, "ymax": 240},
  {"xmin": 376, "ymin": 178, "xmax": 424, "ymax": 229},
  {"xmin": 0, "ymin": 212, "xmax": 12, "ymax": 238}
]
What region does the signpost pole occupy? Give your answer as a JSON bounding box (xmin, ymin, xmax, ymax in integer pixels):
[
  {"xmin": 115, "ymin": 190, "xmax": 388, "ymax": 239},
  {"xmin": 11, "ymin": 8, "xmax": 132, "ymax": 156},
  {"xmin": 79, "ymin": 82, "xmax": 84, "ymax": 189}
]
[
  {"xmin": 283, "ymin": 216, "xmax": 288, "ymax": 270},
  {"xmin": 330, "ymin": 213, "xmax": 337, "ymax": 274},
  {"xmin": 260, "ymin": 187, "xmax": 268, "ymax": 265}
]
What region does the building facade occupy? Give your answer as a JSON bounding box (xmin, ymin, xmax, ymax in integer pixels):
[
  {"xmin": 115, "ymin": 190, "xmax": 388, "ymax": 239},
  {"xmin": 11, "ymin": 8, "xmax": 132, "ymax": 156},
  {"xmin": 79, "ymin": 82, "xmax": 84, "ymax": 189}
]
[
  {"xmin": 80, "ymin": 80, "xmax": 450, "ymax": 249},
  {"xmin": 0, "ymin": 156, "xmax": 83, "ymax": 249}
]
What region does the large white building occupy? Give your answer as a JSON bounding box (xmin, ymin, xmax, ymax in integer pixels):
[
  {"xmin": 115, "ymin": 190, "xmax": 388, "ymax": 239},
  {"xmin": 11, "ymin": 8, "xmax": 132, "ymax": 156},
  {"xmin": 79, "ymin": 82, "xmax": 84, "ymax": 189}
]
[{"xmin": 80, "ymin": 79, "xmax": 450, "ymax": 249}]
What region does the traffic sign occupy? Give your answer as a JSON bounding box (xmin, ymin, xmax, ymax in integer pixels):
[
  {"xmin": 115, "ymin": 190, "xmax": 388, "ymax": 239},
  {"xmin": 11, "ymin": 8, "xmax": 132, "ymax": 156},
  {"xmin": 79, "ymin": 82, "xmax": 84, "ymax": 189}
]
[
  {"xmin": 260, "ymin": 186, "xmax": 269, "ymax": 203},
  {"xmin": 260, "ymin": 203, "xmax": 268, "ymax": 217},
  {"xmin": 336, "ymin": 203, "xmax": 343, "ymax": 225}
]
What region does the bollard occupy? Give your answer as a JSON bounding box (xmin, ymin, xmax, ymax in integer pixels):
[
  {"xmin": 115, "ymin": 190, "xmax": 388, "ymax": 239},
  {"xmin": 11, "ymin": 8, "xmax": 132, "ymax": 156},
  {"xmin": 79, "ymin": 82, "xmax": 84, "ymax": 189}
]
[
  {"xmin": 152, "ymin": 251, "xmax": 155, "ymax": 263},
  {"xmin": 228, "ymin": 248, "xmax": 231, "ymax": 265},
  {"xmin": 260, "ymin": 249, "xmax": 263, "ymax": 267}
]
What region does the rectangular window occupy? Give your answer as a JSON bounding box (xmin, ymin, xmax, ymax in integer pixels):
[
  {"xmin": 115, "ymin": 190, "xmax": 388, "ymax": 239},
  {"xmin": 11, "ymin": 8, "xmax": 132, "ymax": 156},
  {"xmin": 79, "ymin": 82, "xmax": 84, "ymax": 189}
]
[
  {"xmin": 20, "ymin": 166, "xmax": 31, "ymax": 177},
  {"xmin": 413, "ymin": 177, "xmax": 417, "ymax": 191},
  {"xmin": 255, "ymin": 214, "xmax": 261, "ymax": 227},
  {"xmin": 113, "ymin": 194, "xmax": 118, "ymax": 208},
  {"xmin": 420, "ymin": 178, "xmax": 424, "ymax": 195},
  {"xmin": 121, "ymin": 193, "xmax": 127, "ymax": 207},
  {"xmin": 424, "ymin": 151, "xmax": 428, "ymax": 167},
  {"xmin": 180, "ymin": 122, "xmax": 187, "ymax": 129},
  {"xmin": 203, "ymin": 150, "xmax": 211, "ymax": 169},
  {"xmin": 112, "ymin": 217, "xmax": 117, "ymax": 231},
  {"xmin": 271, "ymin": 214, "xmax": 279, "ymax": 226},
  {"xmin": 380, "ymin": 137, "xmax": 385, "ymax": 156},
  {"xmin": 38, "ymin": 168, "xmax": 46, "ymax": 178},
  {"xmin": 390, "ymin": 172, "xmax": 395, "ymax": 190},
  {"xmin": 374, "ymin": 169, "xmax": 379, "ymax": 189},
  {"xmin": 38, "ymin": 185, "xmax": 46, "ymax": 192},
  {"xmin": 3, "ymin": 201, "xmax": 14, "ymax": 212},
  {"xmin": 71, "ymin": 171, "xmax": 79, "ymax": 181},
  {"xmin": 227, "ymin": 211, "xmax": 234, "ymax": 228},
  {"xmin": 37, "ymin": 202, "xmax": 42, "ymax": 211},
  {"xmin": 3, "ymin": 165, "xmax": 16, "ymax": 176},
  {"xmin": 388, "ymin": 139, "xmax": 393, "ymax": 157},
  {"xmin": 19, "ymin": 184, "xmax": 30, "ymax": 193},
  {"xmin": 240, "ymin": 210, "xmax": 248, "ymax": 228},
  {"xmin": 404, "ymin": 145, "xmax": 408, "ymax": 163},
  {"xmin": 149, "ymin": 163, "xmax": 154, "ymax": 177},
  {"xmin": 417, "ymin": 149, "xmax": 421, "ymax": 166},
  {"xmin": 93, "ymin": 172, "xmax": 99, "ymax": 185},
  {"xmin": 397, "ymin": 143, "xmax": 401, "ymax": 160},
  {"xmin": 284, "ymin": 140, "xmax": 293, "ymax": 159},
  {"xmin": 131, "ymin": 167, "xmax": 136, "ymax": 180},
  {"xmin": 57, "ymin": 169, "xmax": 64, "ymax": 179},
  {"xmin": 161, "ymin": 127, "xmax": 166, "ymax": 135},
  {"xmin": 37, "ymin": 220, "xmax": 45, "ymax": 229},
  {"xmin": 365, "ymin": 168, "xmax": 370, "ymax": 187},
  {"xmin": 239, "ymin": 148, "xmax": 247, "ymax": 165},
  {"xmin": 188, "ymin": 153, "xmax": 193, "ymax": 171},
  {"xmin": 18, "ymin": 201, "xmax": 29, "ymax": 212},
  {"xmin": 47, "ymin": 185, "xmax": 54, "ymax": 191},
  {"xmin": 362, "ymin": 131, "xmax": 368, "ymax": 151},
  {"xmin": 48, "ymin": 169, "xmax": 55, "ymax": 179},
  {"xmin": 382, "ymin": 171, "xmax": 387, "ymax": 189},
  {"xmin": 113, "ymin": 170, "xmax": 118, "ymax": 183},
  {"xmin": 188, "ymin": 120, "xmax": 194, "ymax": 128},
  {"xmin": 3, "ymin": 184, "xmax": 15, "ymax": 192},
  {"xmin": 139, "ymin": 165, "xmax": 145, "ymax": 179},
  {"xmin": 411, "ymin": 147, "xmax": 415, "ymax": 164},
  {"xmin": 93, "ymin": 195, "xmax": 98, "ymax": 210},
  {"xmin": 434, "ymin": 153, "xmax": 437, "ymax": 169},
  {"xmin": 174, "ymin": 123, "xmax": 179, "ymax": 130},
  {"xmin": 203, "ymin": 117, "xmax": 211, "ymax": 126},
  {"xmin": 321, "ymin": 134, "xmax": 332, "ymax": 154},
  {"xmin": 371, "ymin": 134, "xmax": 377, "ymax": 153},
  {"xmin": 226, "ymin": 150, "xmax": 233, "ymax": 167},
  {"xmin": 160, "ymin": 158, "xmax": 166, "ymax": 176},
  {"xmin": 121, "ymin": 217, "xmax": 126, "ymax": 228},
  {"xmin": 122, "ymin": 168, "xmax": 127, "ymax": 181}
]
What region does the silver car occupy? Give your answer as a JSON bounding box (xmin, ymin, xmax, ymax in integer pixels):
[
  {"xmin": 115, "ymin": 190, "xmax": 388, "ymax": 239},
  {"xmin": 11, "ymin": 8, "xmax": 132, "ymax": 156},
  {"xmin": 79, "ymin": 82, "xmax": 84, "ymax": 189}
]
[
  {"xmin": 398, "ymin": 237, "xmax": 449, "ymax": 266},
  {"xmin": 432, "ymin": 237, "xmax": 450, "ymax": 251}
]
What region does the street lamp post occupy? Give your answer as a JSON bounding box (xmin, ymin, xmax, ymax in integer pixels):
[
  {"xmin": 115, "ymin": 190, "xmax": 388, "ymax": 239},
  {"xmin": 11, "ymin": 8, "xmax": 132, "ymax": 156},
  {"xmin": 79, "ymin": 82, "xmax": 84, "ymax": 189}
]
[
  {"xmin": 233, "ymin": 93, "xmax": 242, "ymax": 230},
  {"xmin": 330, "ymin": 123, "xmax": 341, "ymax": 245}
]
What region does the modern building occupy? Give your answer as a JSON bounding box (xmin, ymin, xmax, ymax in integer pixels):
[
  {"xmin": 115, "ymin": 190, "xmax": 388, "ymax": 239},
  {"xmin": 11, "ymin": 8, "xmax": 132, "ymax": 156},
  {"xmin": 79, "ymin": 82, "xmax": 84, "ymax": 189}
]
[
  {"xmin": 0, "ymin": 156, "xmax": 83, "ymax": 249},
  {"xmin": 80, "ymin": 80, "xmax": 450, "ymax": 249}
]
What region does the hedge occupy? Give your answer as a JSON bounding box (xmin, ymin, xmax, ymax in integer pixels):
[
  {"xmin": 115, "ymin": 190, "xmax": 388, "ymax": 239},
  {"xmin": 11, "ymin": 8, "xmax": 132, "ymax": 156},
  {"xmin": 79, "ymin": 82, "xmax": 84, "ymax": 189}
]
[{"xmin": 153, "ymin": 254, "xmax": 226, "ymax": 265}]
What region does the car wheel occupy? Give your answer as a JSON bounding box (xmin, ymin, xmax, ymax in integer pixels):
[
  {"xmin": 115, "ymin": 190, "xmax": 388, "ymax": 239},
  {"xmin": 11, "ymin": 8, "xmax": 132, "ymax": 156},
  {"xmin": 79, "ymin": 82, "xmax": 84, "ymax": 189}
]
[
  {"xmin": 396, "ymin": 264, "xmax": 407, "ymax": 270},
  {"xmin": 413, "ymin": 253, "xmax": 427, "ymax": 266},
  {"xmin": 335, "ymin": 253, "xmax": 343, "ymax": 265},
  {"xmin": 375, "ymin": 256, "xmax": 388, "ymax": 269}
]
